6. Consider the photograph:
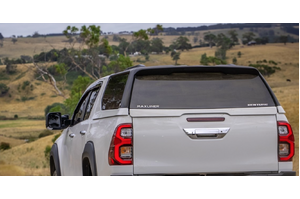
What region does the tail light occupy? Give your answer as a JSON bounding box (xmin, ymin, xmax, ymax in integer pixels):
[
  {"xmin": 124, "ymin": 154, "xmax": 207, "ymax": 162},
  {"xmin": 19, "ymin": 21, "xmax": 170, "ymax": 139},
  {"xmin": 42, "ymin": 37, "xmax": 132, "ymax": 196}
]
[
  {"xmin": 108, "ymin": 124, "xmax": 133, "ymax": 165},
  {"xmin": 277, "ymin": 121, "xmax": 294, "ymax": 161}
]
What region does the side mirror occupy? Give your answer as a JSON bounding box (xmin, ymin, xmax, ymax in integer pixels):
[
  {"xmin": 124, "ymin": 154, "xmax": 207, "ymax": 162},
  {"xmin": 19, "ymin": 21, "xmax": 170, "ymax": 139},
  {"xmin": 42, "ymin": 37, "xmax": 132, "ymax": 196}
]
[{"xmin": 46, "ymin": 112, "xmax": 70, "ymax": 130}]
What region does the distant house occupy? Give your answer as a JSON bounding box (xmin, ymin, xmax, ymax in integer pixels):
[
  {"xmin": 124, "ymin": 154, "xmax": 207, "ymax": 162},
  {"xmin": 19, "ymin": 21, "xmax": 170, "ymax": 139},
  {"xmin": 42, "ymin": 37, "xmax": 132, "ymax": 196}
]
[{"xmin": 247, "ymin": 41, "xmax": 256, "ymax": 46}]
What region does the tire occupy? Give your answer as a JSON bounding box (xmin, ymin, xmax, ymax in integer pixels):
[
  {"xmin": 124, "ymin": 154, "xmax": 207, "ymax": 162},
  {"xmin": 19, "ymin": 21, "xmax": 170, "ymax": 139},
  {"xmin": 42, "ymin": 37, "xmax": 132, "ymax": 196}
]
[
  {"xmin": 52, "ymin": 170, "xmax": 57, "ymax": 176},
  {"xmin": 82, "ymin": 158, "xmax": 92, "ymax": 176}
]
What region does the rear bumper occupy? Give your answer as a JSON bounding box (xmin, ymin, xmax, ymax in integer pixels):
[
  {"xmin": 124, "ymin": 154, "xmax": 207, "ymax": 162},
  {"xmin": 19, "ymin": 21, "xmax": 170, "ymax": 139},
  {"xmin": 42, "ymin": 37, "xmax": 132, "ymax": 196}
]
[
  {"xmin": 249, "ymin": 171, "xmax": 296, "ymax": 176},
  {"xmin": 207, "ymin": 171, "xmax": 296, "ymax": 176}
]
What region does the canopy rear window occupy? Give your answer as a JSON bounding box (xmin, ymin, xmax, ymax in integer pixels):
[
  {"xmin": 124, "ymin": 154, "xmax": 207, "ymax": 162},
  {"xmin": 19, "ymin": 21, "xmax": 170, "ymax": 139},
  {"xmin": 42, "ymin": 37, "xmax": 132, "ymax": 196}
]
[{"xmin": 130, "ymin": 72, "xmax": 275, "ymax": 109}]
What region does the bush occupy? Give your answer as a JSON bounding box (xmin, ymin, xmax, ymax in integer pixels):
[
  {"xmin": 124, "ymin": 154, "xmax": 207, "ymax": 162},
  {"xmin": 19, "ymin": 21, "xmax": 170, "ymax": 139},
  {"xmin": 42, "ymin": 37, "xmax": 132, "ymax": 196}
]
[
  {"xmin": 52, "ymin": 133, "xmax": 61, "ymax": 143},
  {"xmin": 215, "ymin": 49, "xmax": 227, "ymax": 60},
  {"xmin": 14, "ymin": 114, "xmax": 18, "ymax": 119},
  {"xmin": 21, "ymin": 81, "xmax": 30, "ymax": 90},
  {"xmin": 0, "ymin": 83, "xmax": 9, "ymax": 95},
  {"xmin": 39, "ymin": 130, "xmax": 54, "ymax": 138},
  {"xmin": 249, "ymin": 64, "xmax": 281, "ymax": 77},
  {"xmin": 237, "ymin": 51, "xmax": 242, "ymax": 58},
  {"xmin": 0, "ymin": 142, "xmax": 11, "ymax": 150},
  {"xmin": 44, "ymin": 145, "xmax": 51, "ymax": 161},
  {"xmin": 44, "ymin": 103, "xmax": 68, "ymax": 116},
  {"xmin": 232, "ymin": 57, "xmax": 237, "ymax": 64}
]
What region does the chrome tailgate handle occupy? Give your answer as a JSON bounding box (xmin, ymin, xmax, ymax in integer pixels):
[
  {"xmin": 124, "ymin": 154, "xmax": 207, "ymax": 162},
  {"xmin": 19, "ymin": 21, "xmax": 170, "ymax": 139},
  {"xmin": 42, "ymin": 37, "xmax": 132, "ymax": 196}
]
[{"xmin": 183, "ymin": 128, "xmax": 230, "ymax": 139}]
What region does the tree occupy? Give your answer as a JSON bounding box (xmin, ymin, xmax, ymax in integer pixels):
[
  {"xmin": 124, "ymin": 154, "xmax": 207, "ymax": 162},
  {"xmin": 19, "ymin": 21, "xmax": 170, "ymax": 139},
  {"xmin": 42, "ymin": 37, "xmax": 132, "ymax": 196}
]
[
  {"xmin": 32, "ymin": 31, "xmax": 40, "ymax": 38},
  {"xmin": 204, "ymin": 32, "xmax": 216, "ymax": 48},
  {"xmin": 11, "ymin": 35, "xmax": 17, "ymax": 44},
  {"xmin": 64, "ymin": 76, "xmax": 93, "ymax": 114},
  {"xmin": 0, "ymin": 83, "xmax": 9, "ymax": 95},
  {"xmin": 215, "ymin": 33, "xmax": 233, "ymax": 50},
  {"xmin": 193, "ymin": 37, "xmax": 198, "ymax": 44},
  {"xmin": 173, "ymin": 36, "xmax": 192, "ymax": 51},
  {"xmin": 279, "ymin": 35, "xmax": 288, "ymax": 45},
  {"xmin": 150, "ymin": 38, "xmax": 164, "ymax": 53},
  {"xmin": 102, "ymin": 55, "xmax": 133, "ymax": 76},
  {"xmin": 3, "ymin": 57, "xmax": 17, "ymax": 74},
  {"xmin": 152, "ymin": 24, "xmax": 164, "ymax": 35},
  {"xmin": 112, "ymin": 35, "xmax": 119, "ymax": 42},
  {"xmin": 54, "ymin": 63, "xmax": 67, "ymax": 89},
  {"xmin": 171, "ymin": 51, "xmax": 181, "ymax": 65},
  {"xmin": 215, "ymin": 48, "xmax": 227, "ymax": 60},
  {"xmin": 123, "ymin": 24, "xmax": 163, "ymax": 56},
  {"xmin": 62, "ymin": 25, "xmax": 111, "ymax": 80},
  {"xmin": 242, "ymin": 32, "xmax": 256, "ymax": 43},
  {"xmin": 228, "ymin": 29, "xmax": 238, "ymax": 43}
]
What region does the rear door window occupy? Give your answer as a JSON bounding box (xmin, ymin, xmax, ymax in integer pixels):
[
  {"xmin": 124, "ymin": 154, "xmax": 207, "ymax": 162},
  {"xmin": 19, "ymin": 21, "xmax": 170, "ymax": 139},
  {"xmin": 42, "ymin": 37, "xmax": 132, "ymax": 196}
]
[
  {"xmin": 102, "ymin": 73, "xmax": 129, "ymax": 110},
  {"xmin": 130, "ymin": 72, "xmax": 275, "ymax": 109}
]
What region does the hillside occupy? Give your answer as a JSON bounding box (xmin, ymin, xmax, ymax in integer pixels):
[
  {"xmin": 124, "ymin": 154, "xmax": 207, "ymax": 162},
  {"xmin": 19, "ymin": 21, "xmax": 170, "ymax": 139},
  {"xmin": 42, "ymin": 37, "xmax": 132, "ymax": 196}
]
[
  {"xmin": 0, "ymin": 63, "xmax": 66, "ymax": 118},
  {"xmin": 0, "ymin": 34, "xmax": 298, "ymax": 175}
]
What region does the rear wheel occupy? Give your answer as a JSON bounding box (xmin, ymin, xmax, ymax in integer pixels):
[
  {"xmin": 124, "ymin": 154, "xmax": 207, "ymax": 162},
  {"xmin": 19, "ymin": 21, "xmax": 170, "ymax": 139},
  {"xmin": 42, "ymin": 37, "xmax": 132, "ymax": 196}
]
[
  {"xmin": 52, "ymin": 170, "xmax": 57, "ymax": 176},
  {"xmin": 82, "ymin": 158, "xmax": 92, "ymax": 176}
]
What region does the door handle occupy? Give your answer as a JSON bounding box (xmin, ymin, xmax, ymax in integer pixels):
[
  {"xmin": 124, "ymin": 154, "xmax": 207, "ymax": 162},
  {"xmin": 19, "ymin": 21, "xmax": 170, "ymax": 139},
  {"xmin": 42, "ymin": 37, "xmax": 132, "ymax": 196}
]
[
  {"xmin": 80, "ymin": 130, "xmax": 86, "ymax": 135},
  {"xmin": 69, "ymin": 133, "xmax": 75, "ymax": 138},
  {"xmin": 183, "ymin": 128, "xmax": 230, "ymax": 139}
]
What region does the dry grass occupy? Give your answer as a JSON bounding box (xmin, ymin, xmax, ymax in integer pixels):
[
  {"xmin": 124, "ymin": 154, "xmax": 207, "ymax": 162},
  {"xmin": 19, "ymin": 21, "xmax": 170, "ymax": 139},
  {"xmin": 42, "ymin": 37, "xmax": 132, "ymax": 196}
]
[
  {"xmin": 0, "ymin": 133, "xmax": 58, "ymax": 176},
  {"xmin": 0, "ymin": 64, "xmax": 66, "ymax": 118},
  {"xmin": 0, "ymin": 119, "xmax": 46, "ymax": 138}
]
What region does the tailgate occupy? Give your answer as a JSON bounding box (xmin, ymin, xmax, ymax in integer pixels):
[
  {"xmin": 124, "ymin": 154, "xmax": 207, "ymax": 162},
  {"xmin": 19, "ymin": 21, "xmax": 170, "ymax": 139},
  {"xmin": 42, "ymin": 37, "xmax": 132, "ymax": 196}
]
[
  {"xmin": 129, "ymin": 68, "xmax": 279, "ymax": 175},
  {"xmin": 132, "ymin": 108, "xmax": 278, "ymax": 175}
]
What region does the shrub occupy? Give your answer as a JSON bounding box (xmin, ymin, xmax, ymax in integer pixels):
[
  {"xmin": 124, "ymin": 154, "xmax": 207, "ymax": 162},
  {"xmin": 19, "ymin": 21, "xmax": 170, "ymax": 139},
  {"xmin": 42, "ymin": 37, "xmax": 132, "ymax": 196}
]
[
  {"xmin": 0, "ymin": 142, "xmax": 11, "ymax": 150},
  {"xmin": 200, "ymin": 53, "xmax": 208, "ymax": 65},
  {"xmin": 44, "ymin": 145, "xmax": 51, "ymax": 161},
  {"xmin": 237, "ymin": 51, "xmax": 242, "ymax": 58},
  {"xmin": 14, "ymin": 114, "xmax": 18, "ymax": 119},
  {"xmin": 215, "ymin": 49, "xmax": 226, "ymax": 60},
  {"xmin": 0, "ymin": 83, "xmax": 9, "ymax": 95},
  {"xmin": 52, "ymin": 133, "xmax": 61, "ymax": 143},
  {"xmin": 232, "ymin": 57, "xmax": 237, "ymax": 64},
  {"xmin": 39, "ymin": 130, "xmax": 54, "ymax": 138},
  {"xmin": 21, "ymin": 81, "xmax": 30, "ymax": 90},
  {"xmin": 249, "ymin": 64, "xmax": 281, "ymax": 77}
]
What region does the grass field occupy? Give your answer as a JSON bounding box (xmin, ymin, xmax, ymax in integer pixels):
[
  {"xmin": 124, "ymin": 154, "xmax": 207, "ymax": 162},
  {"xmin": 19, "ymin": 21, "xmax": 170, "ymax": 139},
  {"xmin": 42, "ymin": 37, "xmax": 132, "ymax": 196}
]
[{"xmin": 0, "ymin": 35, "xmax": 298, "ymax": 175}]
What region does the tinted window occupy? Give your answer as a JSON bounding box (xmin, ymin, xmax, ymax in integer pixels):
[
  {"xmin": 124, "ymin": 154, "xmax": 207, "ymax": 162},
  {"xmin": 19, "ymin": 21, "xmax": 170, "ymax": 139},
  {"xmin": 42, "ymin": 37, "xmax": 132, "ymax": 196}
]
[
  {"xmin": 73, "ymin": 95, "xmax": 89, "ymax": 125},
  {"xmin": 102, "ymin": 73, "xmax": 129, "ymax": 110},
  {"xmin": 130, "ymin": 72, "xmax": 275, "ymax": 109},
  {"xmin": 84, "ymin": 87, "xmax": 100, "ymax": 120}
]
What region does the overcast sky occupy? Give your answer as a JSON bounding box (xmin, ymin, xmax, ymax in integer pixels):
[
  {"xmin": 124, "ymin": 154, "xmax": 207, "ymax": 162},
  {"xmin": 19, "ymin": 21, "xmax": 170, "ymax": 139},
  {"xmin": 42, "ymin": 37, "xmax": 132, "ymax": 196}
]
[{"xmin": 0, "ymin": 23, "xmax": 217, "ymax": 38}]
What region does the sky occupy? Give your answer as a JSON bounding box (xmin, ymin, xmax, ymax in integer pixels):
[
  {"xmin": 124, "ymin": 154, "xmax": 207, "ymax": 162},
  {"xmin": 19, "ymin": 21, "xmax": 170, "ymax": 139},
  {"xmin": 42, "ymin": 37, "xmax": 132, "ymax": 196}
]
[{"xmin": 0, "ymin": 23, "xmax": 216, "ymax": 38}]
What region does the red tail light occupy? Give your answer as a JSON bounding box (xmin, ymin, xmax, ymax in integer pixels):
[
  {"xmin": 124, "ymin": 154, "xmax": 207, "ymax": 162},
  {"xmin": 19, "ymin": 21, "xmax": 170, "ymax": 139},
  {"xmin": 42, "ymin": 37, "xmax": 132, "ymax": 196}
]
[
  {"xmin": 108, "ymin": 124, "xmax": 133, "ymax": 165},
  {"xmin": 277, "ymin": 121, "xmax": 294, "ymax": 161}
]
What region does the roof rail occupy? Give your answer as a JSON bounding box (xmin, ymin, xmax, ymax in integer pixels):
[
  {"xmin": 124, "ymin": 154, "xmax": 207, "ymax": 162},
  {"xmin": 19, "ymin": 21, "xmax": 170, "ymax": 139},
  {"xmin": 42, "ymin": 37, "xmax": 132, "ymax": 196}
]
[{"xmin": 125, "ymin": 64, "xmax": 146, "ymax": 70}]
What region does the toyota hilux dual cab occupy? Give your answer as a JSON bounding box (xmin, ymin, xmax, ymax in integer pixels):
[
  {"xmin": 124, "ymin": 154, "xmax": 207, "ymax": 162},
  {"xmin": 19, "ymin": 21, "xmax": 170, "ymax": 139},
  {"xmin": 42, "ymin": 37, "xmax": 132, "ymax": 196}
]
[{"xmin": 46, "ymin": 65, "xmax": 296, "ymax": 176}]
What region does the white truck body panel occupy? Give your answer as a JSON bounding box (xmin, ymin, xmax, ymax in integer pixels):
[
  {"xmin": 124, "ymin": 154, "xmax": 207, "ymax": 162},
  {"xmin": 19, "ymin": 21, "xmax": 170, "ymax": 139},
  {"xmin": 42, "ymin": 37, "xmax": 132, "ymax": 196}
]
[{"xmin": 132, "ymin": 108, "xmax": 278, "ymax": 174}]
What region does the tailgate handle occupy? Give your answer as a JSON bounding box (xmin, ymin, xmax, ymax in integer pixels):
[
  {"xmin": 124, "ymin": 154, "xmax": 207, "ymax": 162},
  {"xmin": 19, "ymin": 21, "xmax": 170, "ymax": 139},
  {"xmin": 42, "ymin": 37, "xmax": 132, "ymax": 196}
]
[{"xmin": 183, "ymin": 128, "xmax": 230, "ymax": 139}]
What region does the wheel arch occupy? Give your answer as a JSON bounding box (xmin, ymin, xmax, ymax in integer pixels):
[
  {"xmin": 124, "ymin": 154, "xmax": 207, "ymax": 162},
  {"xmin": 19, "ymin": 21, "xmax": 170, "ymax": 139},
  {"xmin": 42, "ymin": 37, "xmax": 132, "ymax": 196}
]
[
  {"xmin": 82, "ymin": 141, "xmax": 97, "ymax": 176},
  {"xmin": 50, "ymin": 143, "xmax": 61, "ymax": 176}
]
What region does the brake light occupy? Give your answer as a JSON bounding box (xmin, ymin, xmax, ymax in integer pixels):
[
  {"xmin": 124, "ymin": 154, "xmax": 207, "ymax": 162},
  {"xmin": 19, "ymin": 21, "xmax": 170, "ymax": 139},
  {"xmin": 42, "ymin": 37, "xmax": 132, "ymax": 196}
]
[
  {"xmin": 277, "ymin": 121, "xmax": 294, "ymax": 161},
  {"xmin": 108, "ymin": 124, "xmax": 133, "ymax": 165}
]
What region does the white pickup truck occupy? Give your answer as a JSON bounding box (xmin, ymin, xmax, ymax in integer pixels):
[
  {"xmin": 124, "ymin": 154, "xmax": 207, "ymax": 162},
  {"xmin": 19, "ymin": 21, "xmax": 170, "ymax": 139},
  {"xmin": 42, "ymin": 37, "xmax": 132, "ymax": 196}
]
[{"xmin": 46, "ymin": 65, "xmax": 295, "ymax": 176}]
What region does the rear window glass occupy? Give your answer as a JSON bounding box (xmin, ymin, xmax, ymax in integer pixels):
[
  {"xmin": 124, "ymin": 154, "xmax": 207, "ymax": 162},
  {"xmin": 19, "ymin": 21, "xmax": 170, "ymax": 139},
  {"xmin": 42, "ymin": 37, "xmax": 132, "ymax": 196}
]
[
  {"xmin": 130, "ymin": 72, "xmax": 275, "ymax": 109},
  {"xmin": 102, "ymin": 73, "xmax": 129, "ymax": 110}
]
